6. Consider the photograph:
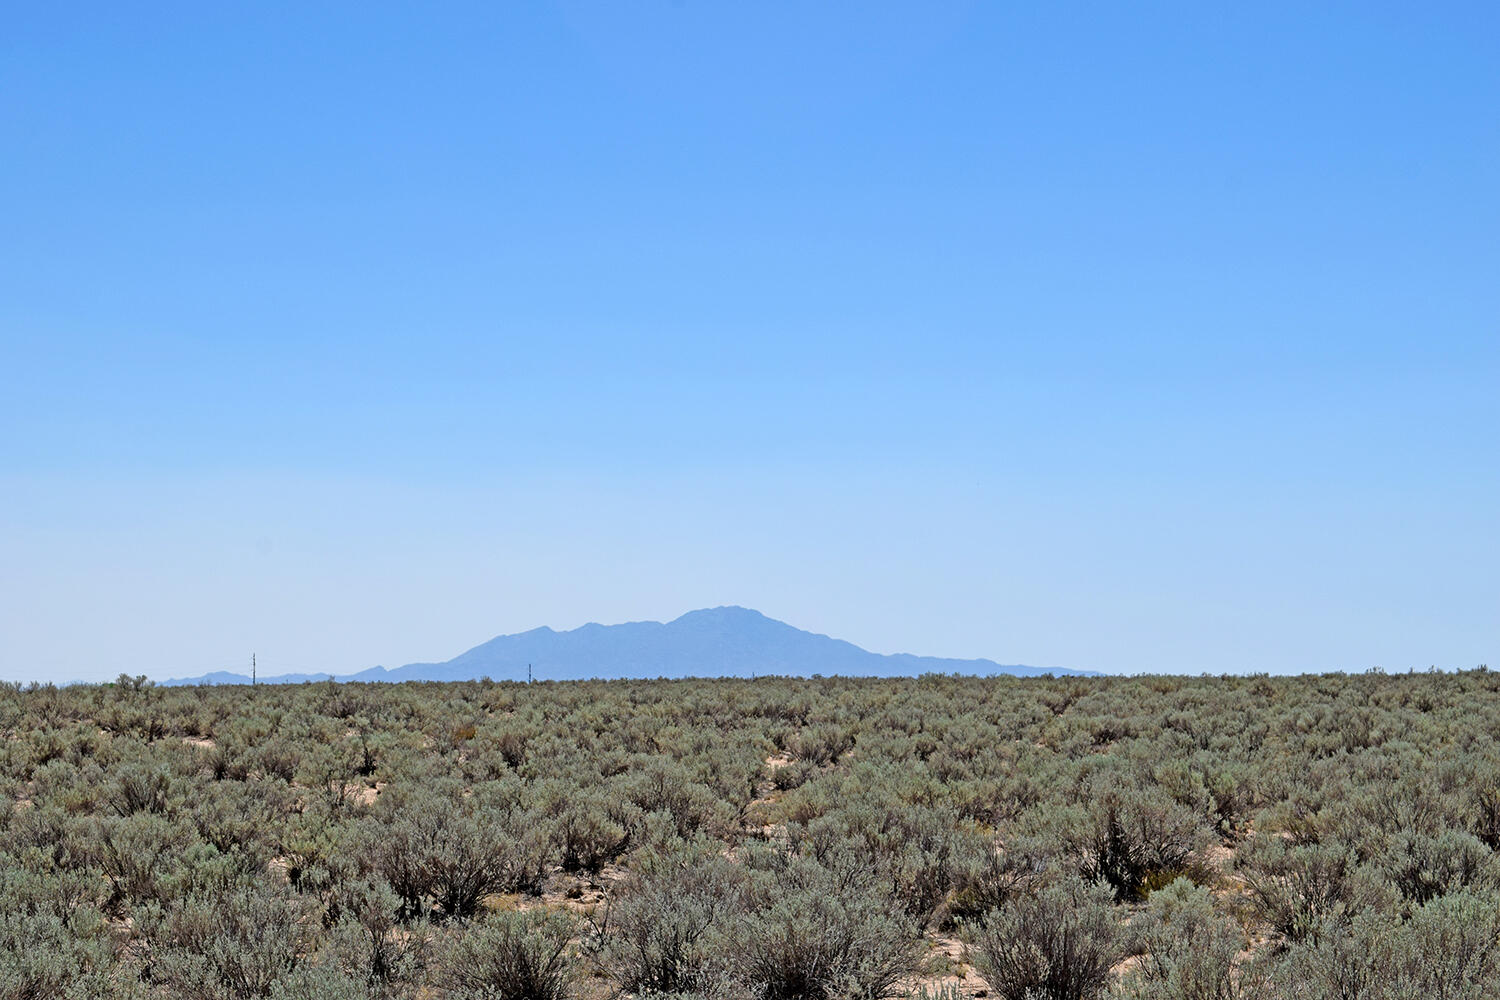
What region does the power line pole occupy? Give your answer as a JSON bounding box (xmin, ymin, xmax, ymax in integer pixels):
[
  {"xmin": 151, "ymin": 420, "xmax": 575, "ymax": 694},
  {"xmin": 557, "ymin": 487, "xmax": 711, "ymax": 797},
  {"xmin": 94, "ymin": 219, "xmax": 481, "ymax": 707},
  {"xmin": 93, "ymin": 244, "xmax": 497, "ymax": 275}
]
[
  {"xmin": 252, "ymin": 653, "xmax": 256, "ymax": 686},
  {"xmin": 527, "ymin": 663, "xmax": 532, "ymax": 684}
]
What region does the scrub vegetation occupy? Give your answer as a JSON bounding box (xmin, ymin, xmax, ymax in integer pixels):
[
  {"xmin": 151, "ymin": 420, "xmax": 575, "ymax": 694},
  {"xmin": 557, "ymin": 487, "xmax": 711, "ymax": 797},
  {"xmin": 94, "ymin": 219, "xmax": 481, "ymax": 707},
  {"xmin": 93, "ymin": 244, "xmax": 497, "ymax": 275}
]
[{"xmin": 3, "ymin": 668, "xmax": 1499, "ymax": 999}]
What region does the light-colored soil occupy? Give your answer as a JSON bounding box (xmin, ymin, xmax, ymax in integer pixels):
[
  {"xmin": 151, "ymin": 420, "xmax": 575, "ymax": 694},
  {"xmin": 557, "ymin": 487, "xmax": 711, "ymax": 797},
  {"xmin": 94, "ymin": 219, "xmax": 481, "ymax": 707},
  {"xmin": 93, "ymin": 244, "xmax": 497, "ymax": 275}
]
[
  {"xmin": 354, "ymin": 781, "xmax": 386, "ymax": 807},
  {"xmin": 923, "ymin": 932, "xmax": 989, "ymax": 996}
]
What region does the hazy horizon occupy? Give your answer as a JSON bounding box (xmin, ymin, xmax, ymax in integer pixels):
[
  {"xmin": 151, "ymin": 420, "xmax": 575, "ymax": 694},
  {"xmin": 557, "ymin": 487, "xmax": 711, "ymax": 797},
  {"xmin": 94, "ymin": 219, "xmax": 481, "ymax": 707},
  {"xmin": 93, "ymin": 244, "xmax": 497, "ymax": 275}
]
[{"xmin": 4, "ymin": 3, "xmax": 1496, "ymax": 683}]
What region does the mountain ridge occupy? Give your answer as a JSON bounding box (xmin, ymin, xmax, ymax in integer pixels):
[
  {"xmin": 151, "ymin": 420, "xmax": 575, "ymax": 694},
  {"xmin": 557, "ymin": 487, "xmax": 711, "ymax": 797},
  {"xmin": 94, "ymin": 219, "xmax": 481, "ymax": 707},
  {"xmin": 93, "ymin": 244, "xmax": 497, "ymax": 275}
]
[{"xmin": 159, "ymin": 607, "xmax": 1096, "ymax": 685}]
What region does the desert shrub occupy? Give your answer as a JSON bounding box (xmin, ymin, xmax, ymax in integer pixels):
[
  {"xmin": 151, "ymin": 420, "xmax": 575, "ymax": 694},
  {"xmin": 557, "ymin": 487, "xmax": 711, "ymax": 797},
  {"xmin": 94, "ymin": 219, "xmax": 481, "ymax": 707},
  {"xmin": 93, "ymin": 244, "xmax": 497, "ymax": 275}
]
[
  {"xmin": 1470, "ymin": 768, "xmax": 1500, "ymax": 850},
  {"xmin": 110, "ymin": 762, "xmax": 174, "ymax": 816},
  {"xmin": 788, "ymin": 723, "xmax": 854, "ymax": 766},
  {"xmin": 732, "ymin": 845, "xmax": 919, "ymax": 1000},
  {"xmin": 698, "ymin": 735, "xmax": 765, "ymax": 812},
  {"xmin": 201, "ymin": 740, "xmax": 254, "ymax": 781},
  {"xmin": 0, "ymin": 873, "xmax": 117, "ymax": 1000},
  {"xmin": 500, "ymin": 811, "xmax": 555, "ymax": 896},
  {"xmin": 483, "ymin": 724, "xmax": 533, "ymax": 770},
  {"xmin": 374, "ymin": 796, "xmax": 543, "ymax": 920},
  {"xmin": 967, "ymin": 872, "xmax": 1121, "ymax": 1000},
  {"xmin": 1117, "ymin": 878, "xmax": 1247, "ymax": 1000},
  {"xmin": 372, "ymin": 813, "xmax": 432, "ymax": 918},
  {"xmin": 439, "ymin": 908, "xmax": 575, "ymax": 1000},
  {"xmin": 900, "ymin": 988, "xmax": 964, "ymax": 1000},
  {"xmin": 1315, "ymin": 761, "xmax": 1466, "ymax": 856},
  {"xmin": 146, "ymin": 884, "xmax": 317, "ymax": 1000},
  {"xmin": 771, "ymin": 757, "xmax": 817, "ymax": 791},
  {"xmin": 1153, "ymin": 759, "xmax": 1253, "ymax": 838},
  {"xmin": 276, "ymin": 805, "xmax": 357, "ymax": 898},
  {"xmin": 1267, "ymin": 889, "xmax": 1500, "ymax": 1000},
  {"xmin": 1236, "ymin": 837, "xmax": 1387, "ymax": 944},
  {"xmin": 1395, "ymin": 889, "xmax": 1500, "ymax": 997},
  {"xmin": 265, "ymin": 964, "xmax": 376, "ymax": 1000},
  {"xmin": 424, "ymin": 817, "xmax": 516, "ymax": 919},
  {"xmin": 624, "ymin": 758, "xmax": 736, "ymax": 838},
  {"xmin": 2, "ymin": 813, "xmax": 101, "ymax": 908},
  {"xmin": 92, "ymin": 811, "xmax": 198, "ymax": 910},
  {"xmin": 801, "ymin": 802, "xmax": 989, "ymax": 925},
  {"xmin": 599, "ymin": 847, "xmax": 743, "ymax": 996},
  {"xmin": 1375, "ymin": 828, "xmax": 1500, "ymax": 906},
  {"xmin": 300, "ymin": 743, "xmax": 369, "ymax": 816},
  {"xmin": 0, "ymin": 847, "xmax": 107, "ymax": 919},
  {"xmin": 27, "ymin": 756, "xmax": 109, "ymax": 814},
  {"xmin": 325, "ymin": 877, "xmax": 431, "ymax": 990},
  {"xmin": 545, "ymin": 787, "xmax": 637, "ymax": 874},
  {"xmin": 879, "ymin": 825, "xmax": 984, "ymax": 925},
  {"xmin": 256, "ymin": 737, "xmax": 302, "ymax": 783},
  {"xmin": 189, "ymin": 777, "xmax": 285, "ymax": 863},
  {"xmin": 1065, "ymin": 785, "xmax": 1206, "ymax": 901},
  {"xmin": 14, "ymin": 667, "xmax": 1500, "ymax": 1000},
  {"xmin": 319, "ymin": 682, "xmax": 368, "ymax": 722},
  {"xmin": 945, "ymin": 841, "xmax": 1048, "ymax": 927}
]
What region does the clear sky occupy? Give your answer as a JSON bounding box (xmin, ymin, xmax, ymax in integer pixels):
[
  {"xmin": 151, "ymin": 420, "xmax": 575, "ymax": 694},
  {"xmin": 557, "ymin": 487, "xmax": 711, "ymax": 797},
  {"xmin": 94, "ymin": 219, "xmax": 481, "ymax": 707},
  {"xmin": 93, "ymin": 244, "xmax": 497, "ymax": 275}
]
[{"xmin": 3, "ymin": 2, "xmax": 1496, "ymax": 682}]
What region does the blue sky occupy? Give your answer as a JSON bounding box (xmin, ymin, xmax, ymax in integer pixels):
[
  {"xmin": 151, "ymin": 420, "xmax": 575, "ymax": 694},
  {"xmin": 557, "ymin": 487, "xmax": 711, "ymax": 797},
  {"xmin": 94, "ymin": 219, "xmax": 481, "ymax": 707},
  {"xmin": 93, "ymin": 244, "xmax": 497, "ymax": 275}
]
[{"xmin": 3, "ymin": 2, "xmax": 1496, "ymax": 681}]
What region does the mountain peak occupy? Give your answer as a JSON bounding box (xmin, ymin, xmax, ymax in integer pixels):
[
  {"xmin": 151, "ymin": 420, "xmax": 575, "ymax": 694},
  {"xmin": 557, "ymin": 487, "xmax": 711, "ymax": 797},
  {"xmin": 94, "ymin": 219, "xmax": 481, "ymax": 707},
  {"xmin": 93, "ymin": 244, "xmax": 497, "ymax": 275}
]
[
  {"xmin": 160, "ymin": 608, "xmax": 1094, "ymax": 685},
  {"xmin": 671, "ymin": 605, "xmax": 771, "ymax": 625}
]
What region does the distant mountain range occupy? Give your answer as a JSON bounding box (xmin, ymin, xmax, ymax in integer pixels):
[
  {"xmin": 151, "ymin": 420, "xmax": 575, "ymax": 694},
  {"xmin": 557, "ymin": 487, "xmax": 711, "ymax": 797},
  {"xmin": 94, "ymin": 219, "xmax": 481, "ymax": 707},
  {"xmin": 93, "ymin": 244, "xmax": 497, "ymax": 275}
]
[{"xmin": 160, "ymin": 607, "xmax": 1095, "ymax": 685}]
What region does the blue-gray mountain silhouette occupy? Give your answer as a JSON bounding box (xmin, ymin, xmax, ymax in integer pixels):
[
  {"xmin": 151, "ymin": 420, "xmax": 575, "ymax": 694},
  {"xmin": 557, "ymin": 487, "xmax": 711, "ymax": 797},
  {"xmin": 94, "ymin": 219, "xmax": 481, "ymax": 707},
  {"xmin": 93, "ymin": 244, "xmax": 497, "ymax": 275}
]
[{"xmin": 160, "ymin": 607, "xmax": 1094, "ymax": 685}]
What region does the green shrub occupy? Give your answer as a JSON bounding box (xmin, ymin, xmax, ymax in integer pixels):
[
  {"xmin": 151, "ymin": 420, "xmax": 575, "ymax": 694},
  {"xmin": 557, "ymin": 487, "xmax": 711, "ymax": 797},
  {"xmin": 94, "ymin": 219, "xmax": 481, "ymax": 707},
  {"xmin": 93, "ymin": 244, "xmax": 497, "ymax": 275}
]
[
  {"xmin": 92, "ymin": 811, "xmax": 197, "ymax": 910},
  {"xmin": 1237, "ymin": 837, "xmax": 1386, "ymax": 944},
  {"xmin": 793, "ymin": 798, "xmax": 988, "ymax": 925},
  {"xmin": 548, "ymin": 789, "xmax": 636, "ymax": 874},
  {"xmin": 1267, "ymin": 889, "xmax": 1500, "ymax": 1000},
  {"xmin": 967, "ymin": 872, "xmax": 1121, "ymax": 1000},
  {"xmin": 1117, "ymin": 878, "xmax": 1247, "ymax": 1000},
  {"xmin": 0, "ymin": 884, "xmax": 116, "ymax": 1000},
  {"xmin": 146, "ymin": 884, "xmax": 316, "ymax": 1000},
  {"xmin": 264, "ymin": 964, "xmax": 376, "ymax": 1000},
  {"xmin": 945, "ymin": 841, "xmax": 1047, "ymax": 927},
  {"xmin": 788, "ymin": 724, "xmax": 854, "ymax": 767},
  {"xmin": 14, "ymin": 667, "xmax": 1500, "ymax": 1000},
  {"xmin": 1375, "ymin": 829, "xmax": 1500, "ymax": 906},
  {"xmin": 732, "ymin": 846, "xmax": 919, "ymax": 1000},
  {"xmin": 599, "ymin": 848, "xmax": 742, "ymax": 996},
  {"xmin": 110, "ymin": 763, "xmax": 173, "ymax": 816},
  {"xmin": 439, "ymin": 909, "xmax": 575, "ymax": 1000},
  {"xmin": 325, "ymin": 877, "xmax": 430, "ymax": 990},
  {"xmin": 1074, "ymin": 788, "xmax": 1206, "ymax": 901},
  {"xmin": 375, "ymin": 798, "xmax": 543, "ymax": 920}
]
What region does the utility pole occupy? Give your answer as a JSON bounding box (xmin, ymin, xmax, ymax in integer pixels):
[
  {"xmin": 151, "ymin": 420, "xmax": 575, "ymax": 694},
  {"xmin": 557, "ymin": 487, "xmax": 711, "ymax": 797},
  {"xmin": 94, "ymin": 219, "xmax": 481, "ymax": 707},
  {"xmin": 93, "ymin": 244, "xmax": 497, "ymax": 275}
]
[
  {"xmin": 527, "ymin": 663, "xmax": 532, "ymax": 684},
  {"xmin": 252, "ymin": 653, "xmax": 257, "ymax": 686}
]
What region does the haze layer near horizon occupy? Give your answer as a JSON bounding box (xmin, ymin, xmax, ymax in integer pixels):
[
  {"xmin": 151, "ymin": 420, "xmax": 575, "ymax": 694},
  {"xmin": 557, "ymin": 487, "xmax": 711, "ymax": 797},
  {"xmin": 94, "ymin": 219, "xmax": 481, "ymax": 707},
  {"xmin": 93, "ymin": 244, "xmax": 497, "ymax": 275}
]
[{"xmin": 3, "ymin": 3, "xmax": 1496, "ymax": 682}]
